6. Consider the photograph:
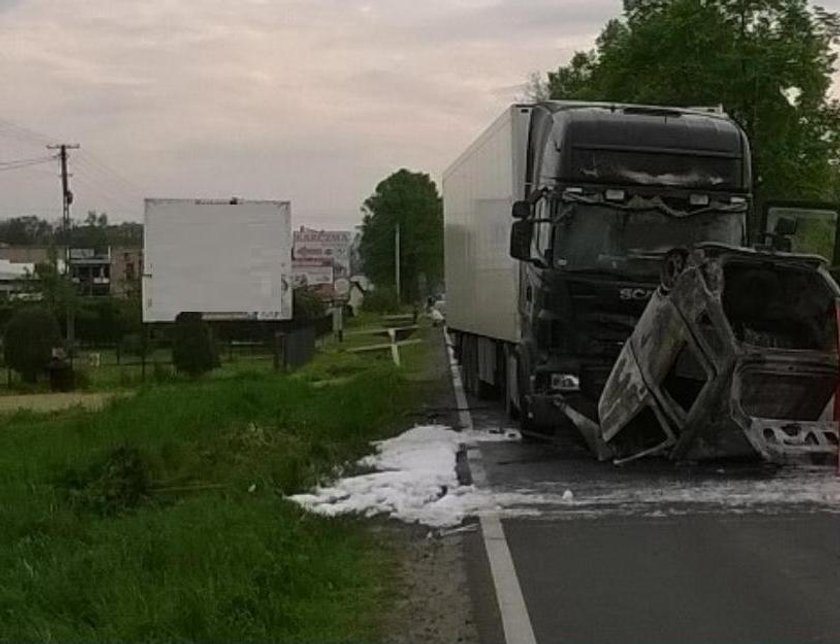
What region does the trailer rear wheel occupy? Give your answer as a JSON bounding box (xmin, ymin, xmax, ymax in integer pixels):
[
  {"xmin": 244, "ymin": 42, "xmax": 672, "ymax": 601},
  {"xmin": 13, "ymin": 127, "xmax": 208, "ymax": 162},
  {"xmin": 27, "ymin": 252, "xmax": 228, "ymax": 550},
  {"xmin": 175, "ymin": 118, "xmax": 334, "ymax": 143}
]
[{"xmin": 503, "ymin": 344, "xmax": 520, "ymax": 420}]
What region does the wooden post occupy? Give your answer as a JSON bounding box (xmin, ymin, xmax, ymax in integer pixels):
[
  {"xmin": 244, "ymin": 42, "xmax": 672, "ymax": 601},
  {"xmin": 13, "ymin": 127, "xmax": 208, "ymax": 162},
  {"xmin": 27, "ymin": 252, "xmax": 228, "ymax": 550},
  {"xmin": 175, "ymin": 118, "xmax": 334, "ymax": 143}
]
[
  {"xmin": 141, "ymin": 324, "xmax": 148, "ymax": 383},
  {"xmin": 273, "ymin": 331, "xmax": 285, "ymax": 372}
]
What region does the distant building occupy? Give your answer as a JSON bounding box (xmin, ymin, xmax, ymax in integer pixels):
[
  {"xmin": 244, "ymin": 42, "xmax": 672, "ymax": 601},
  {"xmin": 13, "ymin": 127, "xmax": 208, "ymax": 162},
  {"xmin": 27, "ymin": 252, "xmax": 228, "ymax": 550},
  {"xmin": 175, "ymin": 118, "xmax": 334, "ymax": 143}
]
[
  {"xmin": 110, "ymin": 247, "xmax": 143, "ymax": 298},
  {"xmin": 69, "ymin": 248, "xmax": 111, "ymax": 297},
  {"xmin": 0, "ymin": 244, "xmax": 143, "ymax": 298},
  {"xmin": 349, "ymin": 228, "xmax": 363, "ymax": 275},
  {"xmin": 0, "ymin": 245, "xmax": 50, "ymax": 265},
  {"xmin": 347, "ymin": 277, "xmax": 368, "ymax": 315},
  {"xmin": 0, "ymin": 259, "xmax": 34, "ymax": 301}
]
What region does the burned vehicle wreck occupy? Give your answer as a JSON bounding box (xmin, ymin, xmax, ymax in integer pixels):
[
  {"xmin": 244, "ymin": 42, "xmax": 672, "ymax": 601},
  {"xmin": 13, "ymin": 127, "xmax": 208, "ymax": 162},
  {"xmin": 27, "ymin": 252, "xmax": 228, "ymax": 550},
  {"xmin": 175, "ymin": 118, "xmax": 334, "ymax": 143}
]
[{"xmin": 597, "ymin": 244, "xmax": 840, "ymax": 464}]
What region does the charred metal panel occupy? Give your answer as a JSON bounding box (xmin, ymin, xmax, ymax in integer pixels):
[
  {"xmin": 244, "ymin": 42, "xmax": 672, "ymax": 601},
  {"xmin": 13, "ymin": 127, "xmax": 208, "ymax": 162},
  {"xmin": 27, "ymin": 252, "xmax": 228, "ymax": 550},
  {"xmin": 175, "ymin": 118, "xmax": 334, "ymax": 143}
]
[{"xmin": 597, "ymin": 244, "xmax": 840, "ymax": 464}]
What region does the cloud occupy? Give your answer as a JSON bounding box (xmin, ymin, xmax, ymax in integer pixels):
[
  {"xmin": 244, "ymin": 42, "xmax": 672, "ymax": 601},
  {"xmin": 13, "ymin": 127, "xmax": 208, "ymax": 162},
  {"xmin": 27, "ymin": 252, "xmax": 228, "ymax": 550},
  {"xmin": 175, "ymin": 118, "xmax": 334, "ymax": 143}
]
[{"xmin": 0, "ymin": 0, "xmax": 837, "ymax": 228}]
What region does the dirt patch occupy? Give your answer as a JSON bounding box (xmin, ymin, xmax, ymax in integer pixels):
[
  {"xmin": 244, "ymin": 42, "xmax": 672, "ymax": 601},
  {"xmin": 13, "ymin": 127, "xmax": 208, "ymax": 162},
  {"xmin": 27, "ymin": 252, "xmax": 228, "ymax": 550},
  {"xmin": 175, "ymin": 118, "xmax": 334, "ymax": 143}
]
[
  {"xmin": 0, "ymin": 392, "xmax": 126, "ymax": 415},
  {"xmin": 377, "ymin": 522, "xmax": 478, "ymax": 644}
]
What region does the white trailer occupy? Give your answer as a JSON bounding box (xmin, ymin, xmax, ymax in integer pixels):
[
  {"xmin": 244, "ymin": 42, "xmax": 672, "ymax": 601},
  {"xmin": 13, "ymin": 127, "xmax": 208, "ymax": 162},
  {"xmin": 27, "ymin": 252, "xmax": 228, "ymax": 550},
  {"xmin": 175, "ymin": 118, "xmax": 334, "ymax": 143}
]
[
  {"xmin": 443, "ymin": 105, "xmax": 532, "ymax": 398},
  {"xmin": 143, "ymin": 199, "xmax": 293, "ymax": 323}
]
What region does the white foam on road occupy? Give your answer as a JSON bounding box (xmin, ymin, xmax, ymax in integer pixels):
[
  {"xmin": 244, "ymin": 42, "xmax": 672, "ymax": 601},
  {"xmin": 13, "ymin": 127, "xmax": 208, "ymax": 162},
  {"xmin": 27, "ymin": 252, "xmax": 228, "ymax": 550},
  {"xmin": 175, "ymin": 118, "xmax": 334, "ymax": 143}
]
[
  {"xmin": 288, "ymin": 424, "xmax": 520, "ymax": 527},
  {"xmin": 512, "ymin": 469, "xmax": 840, "ymax": 519},
  {"xmin": 289, "ymin": 425, "xmax": 840, "ymax": 526}
]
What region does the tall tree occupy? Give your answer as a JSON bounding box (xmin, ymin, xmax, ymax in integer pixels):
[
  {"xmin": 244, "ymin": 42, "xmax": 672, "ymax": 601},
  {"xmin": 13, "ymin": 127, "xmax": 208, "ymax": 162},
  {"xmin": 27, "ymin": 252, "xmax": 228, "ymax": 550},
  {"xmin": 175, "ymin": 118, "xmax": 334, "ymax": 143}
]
[
  {"xmin": 359, "ymin": 169, "xmax": 443, "ymax": 303},
  {"xmin": 0, "ymin": 214, "xmax": 143, "ymax": 248},
  {"xmin": 0, "ymin": 216, "xmax": 54, "ymax": 245},
  {"xmin": 546, "ymin": 0, "xmax": 840, "ymax": 211}
]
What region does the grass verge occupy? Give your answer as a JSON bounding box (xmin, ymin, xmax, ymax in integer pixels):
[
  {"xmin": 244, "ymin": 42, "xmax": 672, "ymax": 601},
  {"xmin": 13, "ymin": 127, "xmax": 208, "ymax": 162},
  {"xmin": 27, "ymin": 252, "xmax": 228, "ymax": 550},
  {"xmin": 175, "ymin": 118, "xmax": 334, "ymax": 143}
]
[{"xmin": 0, "ymin": 353, "xmax": 414, "ymax": 641}]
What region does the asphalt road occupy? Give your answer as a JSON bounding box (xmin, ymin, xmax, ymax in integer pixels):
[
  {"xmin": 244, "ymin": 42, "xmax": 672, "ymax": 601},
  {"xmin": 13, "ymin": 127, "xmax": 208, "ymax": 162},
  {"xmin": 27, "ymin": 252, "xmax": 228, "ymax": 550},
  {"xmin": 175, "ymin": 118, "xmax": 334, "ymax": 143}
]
[{"xmin": 463, "ymin": 396, "xmax": 840, "ymax": 644}]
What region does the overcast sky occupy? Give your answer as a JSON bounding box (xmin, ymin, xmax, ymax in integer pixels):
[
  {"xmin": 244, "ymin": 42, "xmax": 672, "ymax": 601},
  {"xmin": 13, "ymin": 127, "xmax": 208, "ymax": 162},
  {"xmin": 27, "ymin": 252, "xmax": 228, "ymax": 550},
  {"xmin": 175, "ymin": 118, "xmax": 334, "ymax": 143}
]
[{"xmin": 1, "ymin": 0, "xmax": 839, "ymax": 230}]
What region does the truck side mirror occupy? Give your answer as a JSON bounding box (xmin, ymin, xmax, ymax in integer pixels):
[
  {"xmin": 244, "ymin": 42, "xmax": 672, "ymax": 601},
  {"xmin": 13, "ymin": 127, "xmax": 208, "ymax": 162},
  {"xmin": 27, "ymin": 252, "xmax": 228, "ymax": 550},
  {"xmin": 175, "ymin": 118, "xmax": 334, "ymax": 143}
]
[
  {"xmin": 510, "ymin": 220, "xmax": 533, "ymax": 261},
  {"xmin": 512, "ymin": 201, "xmax": 530, "ymax": 219}
]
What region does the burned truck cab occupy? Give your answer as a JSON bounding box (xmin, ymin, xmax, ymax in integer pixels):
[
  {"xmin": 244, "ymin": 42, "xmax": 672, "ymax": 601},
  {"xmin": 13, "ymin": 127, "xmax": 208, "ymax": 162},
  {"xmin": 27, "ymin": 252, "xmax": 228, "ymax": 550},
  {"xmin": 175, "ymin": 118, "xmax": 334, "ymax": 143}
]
[
  {"xmin": 599, "ymin": 244, "xmax": 840, "ymax": 464},
  {"xmin": 510, "ymin": 103, "xmax": 752, "ymax": 436}
]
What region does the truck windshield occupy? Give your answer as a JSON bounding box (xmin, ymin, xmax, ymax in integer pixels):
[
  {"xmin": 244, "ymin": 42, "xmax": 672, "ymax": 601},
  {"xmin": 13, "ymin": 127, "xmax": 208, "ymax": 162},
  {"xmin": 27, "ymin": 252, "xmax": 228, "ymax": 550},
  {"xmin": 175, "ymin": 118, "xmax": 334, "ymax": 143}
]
[
  {"xmin": 572, "ymin": 148, "xmax": 742, "ymax": 191},
  {"xmin": 551, "ymin": 197, "xmax": 746, "ymax": 276}
]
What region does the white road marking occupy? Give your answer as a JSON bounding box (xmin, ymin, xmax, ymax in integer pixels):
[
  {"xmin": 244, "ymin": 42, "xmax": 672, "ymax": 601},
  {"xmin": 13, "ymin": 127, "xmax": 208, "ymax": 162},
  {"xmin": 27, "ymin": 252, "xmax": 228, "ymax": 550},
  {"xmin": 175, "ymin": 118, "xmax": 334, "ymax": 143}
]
[{"xmin": 445, "ymin": 331, "xmax": 538, "ymax": 644}]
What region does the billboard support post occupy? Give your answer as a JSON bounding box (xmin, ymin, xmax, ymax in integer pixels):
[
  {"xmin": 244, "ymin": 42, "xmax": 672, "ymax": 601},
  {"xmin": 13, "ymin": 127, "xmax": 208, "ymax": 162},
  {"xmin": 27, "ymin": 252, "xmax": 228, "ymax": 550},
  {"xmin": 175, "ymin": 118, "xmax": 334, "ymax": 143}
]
[
  {"xmin": 395, "ymin": 222, "xmax": 401, "ymax": 303},
  {"xmin": 273, "ymin": 331, "xmax": 286, "ymax": 372},
  {"xmin": 140, "ymin": 323, "xmax": 148, "ymax": 383}
]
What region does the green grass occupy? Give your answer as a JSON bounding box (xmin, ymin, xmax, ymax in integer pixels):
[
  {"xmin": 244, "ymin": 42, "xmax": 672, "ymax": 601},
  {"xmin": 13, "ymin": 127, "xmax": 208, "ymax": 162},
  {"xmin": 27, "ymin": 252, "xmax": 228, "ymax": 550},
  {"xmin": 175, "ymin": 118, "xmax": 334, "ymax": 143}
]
[{"xmin": 0, "ymin": 358, "xmax": 414, "ymax": 641}]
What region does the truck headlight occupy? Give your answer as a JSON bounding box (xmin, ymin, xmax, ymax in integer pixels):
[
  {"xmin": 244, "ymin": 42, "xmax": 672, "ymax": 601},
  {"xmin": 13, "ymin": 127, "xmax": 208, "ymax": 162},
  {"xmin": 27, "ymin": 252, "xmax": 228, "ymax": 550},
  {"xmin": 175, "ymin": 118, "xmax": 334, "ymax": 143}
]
[{"xmin": 550, "ymin": 373, "xmax": 580, "ymax": 392}]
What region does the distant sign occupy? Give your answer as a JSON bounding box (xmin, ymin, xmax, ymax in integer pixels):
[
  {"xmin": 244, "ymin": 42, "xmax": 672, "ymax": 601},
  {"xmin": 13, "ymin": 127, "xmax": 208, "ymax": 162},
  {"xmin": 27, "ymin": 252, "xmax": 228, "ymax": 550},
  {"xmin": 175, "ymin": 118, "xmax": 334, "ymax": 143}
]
[
  {"xmin": 69, "ymin": 248, "xmax": 95, "ymax": 260},
  {"xmin": 292, "ymin": 259, "xmax": 334, "ymax": 287},
  {"xmin": 334, "ymin": 278, "xmax": 350, "ymax": 296},
  {"xmin": 293, "ymin": 228, "xmax": 352, "ymax": 279}
]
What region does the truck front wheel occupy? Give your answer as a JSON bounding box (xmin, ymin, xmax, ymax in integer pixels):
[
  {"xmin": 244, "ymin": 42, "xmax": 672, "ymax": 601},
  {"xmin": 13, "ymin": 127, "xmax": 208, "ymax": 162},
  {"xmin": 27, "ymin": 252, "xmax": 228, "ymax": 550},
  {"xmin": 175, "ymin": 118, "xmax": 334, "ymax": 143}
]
[{"xmin": 516, "ymin": 358, "xmax": 542, "ymax": 441}]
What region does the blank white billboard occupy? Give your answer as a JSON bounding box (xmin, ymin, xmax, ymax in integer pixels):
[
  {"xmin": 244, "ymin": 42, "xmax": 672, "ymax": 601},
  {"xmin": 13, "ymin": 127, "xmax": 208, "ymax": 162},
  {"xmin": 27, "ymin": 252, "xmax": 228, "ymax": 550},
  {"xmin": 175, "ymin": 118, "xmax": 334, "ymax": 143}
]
[{"xmin": 143, "ymin": 199, "xmax": 293, "ymax": 322}]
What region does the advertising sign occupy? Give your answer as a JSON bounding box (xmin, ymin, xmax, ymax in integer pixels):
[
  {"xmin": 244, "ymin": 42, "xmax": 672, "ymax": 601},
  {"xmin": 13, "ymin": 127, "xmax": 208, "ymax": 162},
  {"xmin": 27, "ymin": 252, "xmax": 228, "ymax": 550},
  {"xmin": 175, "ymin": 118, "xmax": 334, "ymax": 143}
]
[
  {"xmin": 143, "ymin": 199, "xmax": 293, "ymax": 322},
  {"xmin": 293, "ymin": 228, "xmax": 352, "ymax": 279},
  {"xmin": 292, "ymin": 259, "xmax": 334, "ymax": 287}
]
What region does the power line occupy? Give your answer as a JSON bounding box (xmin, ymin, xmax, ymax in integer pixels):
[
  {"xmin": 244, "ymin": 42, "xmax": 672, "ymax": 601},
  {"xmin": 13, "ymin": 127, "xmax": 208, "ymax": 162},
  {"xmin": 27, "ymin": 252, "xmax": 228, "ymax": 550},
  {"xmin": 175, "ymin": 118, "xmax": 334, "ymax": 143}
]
[
  {"xmin": 70, "ymin": 169, "xmax": 143, "ymax": 215},
  {"xmin": 0, "ymin": 117, "xmax": 147, "ymax": 214},
  {"xmin": 75, "ymin": 151, "xmax": 146, "ymax": 197},
  {"xmin": 0, "ymin": 154, "xmax": 56, "ymax": 166},
  {"xmin": 0, "ymin": 155, "xmax": 57, "ymax": 172},
  {"xmin": 71, "ymin": 178, "xmax": 143, "ymax": 219},
  {"xmin": 0, "ymin": 117, "xmax": 55, "ymax": 146}
]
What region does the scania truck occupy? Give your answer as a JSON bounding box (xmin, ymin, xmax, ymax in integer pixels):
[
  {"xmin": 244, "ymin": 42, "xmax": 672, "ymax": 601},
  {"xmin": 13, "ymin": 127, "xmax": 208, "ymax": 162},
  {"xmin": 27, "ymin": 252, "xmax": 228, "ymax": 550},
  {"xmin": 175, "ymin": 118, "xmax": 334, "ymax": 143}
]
[{"xmin": 443, "ymin": 102, "xmax": 752, "ymax": 440}]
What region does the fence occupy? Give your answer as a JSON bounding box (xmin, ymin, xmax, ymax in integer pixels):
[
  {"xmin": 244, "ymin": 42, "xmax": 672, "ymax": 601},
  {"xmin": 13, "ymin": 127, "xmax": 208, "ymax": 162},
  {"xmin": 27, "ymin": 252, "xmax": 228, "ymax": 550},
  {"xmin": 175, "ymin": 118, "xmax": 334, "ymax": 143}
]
[{"xmin": 0, "ymin": 315, "xmax": 332, "ymax": 392}]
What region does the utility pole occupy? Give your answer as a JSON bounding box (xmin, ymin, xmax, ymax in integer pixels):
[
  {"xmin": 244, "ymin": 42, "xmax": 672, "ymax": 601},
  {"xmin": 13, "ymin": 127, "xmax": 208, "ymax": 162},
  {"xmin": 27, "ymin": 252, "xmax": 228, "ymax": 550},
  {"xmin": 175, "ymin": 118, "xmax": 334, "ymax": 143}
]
[
  {"xmin": 395, "ymin": 221, "xmax": 401, "ymax": 304},
  {"xmin": 47, "ymin": 143, "xmax": 80, "ymax": 358}
]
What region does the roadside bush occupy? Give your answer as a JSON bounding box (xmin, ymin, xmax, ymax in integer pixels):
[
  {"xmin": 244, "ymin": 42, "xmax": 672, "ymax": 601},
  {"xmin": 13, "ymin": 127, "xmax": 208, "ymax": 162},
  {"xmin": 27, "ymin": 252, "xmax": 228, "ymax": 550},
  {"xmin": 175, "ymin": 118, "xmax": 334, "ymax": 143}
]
[
  {"xmin": 152, "ymin": 361, "xmax": 175, "ymax": 383},
  {"xmin": 362, "ymin": 285, "xmax": 400, "ymax": 314},
  {"xmin": 3, "ymin": 306, "xmax": 61, "ymax": 383},
  {"xmin": 293, "ymin": 287, "xmax": 327, "ymax": 321},
  {"xmin": 60, "ymin": 446, "xmax": 151, "ymax": 516},
  {"xmin": 0, "ymin": 303, "xmax": 16, "ymax": 333},
  {"xmin": 73, "ymin": 369, "xmax": 92, "ymax": 391},
  {"xmin": 172, "ymin": 312, "xmax": 219, "ymax": 377}
]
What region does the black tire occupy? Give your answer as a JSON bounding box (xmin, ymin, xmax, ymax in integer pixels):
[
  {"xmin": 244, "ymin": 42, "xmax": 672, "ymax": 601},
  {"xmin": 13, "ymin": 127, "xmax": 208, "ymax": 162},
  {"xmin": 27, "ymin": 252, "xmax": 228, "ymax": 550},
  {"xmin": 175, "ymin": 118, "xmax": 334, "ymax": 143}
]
[
  {"xmin": 517, "ymin": 368, "xmax": 543, "ymax": 441},
  {"xmin": 462, "ymin": 335, "xmax": 478, "ymax": 397}
]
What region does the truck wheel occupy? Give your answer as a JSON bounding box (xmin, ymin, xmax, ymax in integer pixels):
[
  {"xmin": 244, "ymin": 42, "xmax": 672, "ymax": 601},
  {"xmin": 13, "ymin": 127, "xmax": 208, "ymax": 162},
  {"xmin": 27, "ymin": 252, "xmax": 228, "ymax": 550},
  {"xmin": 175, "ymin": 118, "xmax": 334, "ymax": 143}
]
[
  {"xmin": 504, "ymin": 346, "xmax": 520, "ymax": 420},
  {"xmin": 518, "ymin": 402, "xmax": 544, "ymax": 443},
  {"xmin": 516, "ymin": 375, "xmax": 542, "ymax": 441}
]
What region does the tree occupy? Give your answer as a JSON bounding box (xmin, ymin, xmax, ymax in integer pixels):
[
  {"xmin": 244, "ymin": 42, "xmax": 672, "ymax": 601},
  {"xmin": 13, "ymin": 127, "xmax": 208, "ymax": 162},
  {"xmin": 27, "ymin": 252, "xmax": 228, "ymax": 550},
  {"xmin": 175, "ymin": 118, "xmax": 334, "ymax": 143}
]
[
  {"xmin": 67, "ymin": 211, "xmax": 109, "ymax": 251},
  {"xmin": 29, "ymin": 252, "xmax": 77, "ymax": 314},
  {"xmin": 545, "ymin": 0, "xmax": 840, "ymax": 219},
  {"xmin": 0, "ymin": 214, "xmax": 143, "ymax": 248},
  {"xmin": 0, "ymin": 216, "xmax": 54, "ymax": 245},
  {"xmin": 172, "ymin": 313, "xmax": 219, "ymax": 377},
  {"xmin": 3, "ymin": 307, "xmax": 61, "ymax": 383},
  {"xmin": 359, "ymin": 169, "xmax": 443, "ymax": 303}
]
